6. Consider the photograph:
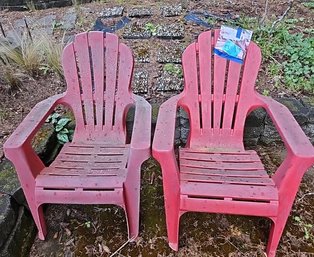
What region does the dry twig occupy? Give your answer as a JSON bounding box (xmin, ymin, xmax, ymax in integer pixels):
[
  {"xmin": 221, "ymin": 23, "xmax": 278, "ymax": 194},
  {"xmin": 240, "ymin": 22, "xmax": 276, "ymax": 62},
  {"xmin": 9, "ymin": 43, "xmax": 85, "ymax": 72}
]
[
  {"xmin": 109, "ymin": 236, "xmax": 136, "ymax": 257},
  {"xmin": 260, "ymin": 0, "xmax": 269, "ymax": 25},
  {"xmin": 271, "ymin": 0, "xmax": 294, "ymax": 29},
  {"xmin": 297, "ymin": 192, "xmax": 314, "ymax": 202}
]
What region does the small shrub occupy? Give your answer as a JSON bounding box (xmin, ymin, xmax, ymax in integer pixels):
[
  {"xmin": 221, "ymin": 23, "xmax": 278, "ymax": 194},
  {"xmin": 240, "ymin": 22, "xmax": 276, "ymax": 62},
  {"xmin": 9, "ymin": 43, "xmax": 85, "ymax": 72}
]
[
  {"xmin": 26, "ymin": 0, "xmax": 36, "ymax": 11},
  {"xmin": 40, "ymin": 34, "xmax": 66, "ymax": 77},
  {"xmin": 0, "ymin": 32, "xmax": 43, "ymax": 77},
  {"xmin": 0, "ymin": 68, "xmax": 23, "ymax": 94}
]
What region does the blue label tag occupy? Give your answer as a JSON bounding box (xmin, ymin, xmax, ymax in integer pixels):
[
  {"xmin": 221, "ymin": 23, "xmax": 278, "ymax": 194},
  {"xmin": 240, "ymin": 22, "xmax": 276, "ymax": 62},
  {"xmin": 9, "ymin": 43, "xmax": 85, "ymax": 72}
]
[
  {"xmin": 236, "ymin": 27, "xmax": 242, "ymax": 39},
  {"xmin": 222, "ymin": 40, "xmax": 242, "ymax": 58}
]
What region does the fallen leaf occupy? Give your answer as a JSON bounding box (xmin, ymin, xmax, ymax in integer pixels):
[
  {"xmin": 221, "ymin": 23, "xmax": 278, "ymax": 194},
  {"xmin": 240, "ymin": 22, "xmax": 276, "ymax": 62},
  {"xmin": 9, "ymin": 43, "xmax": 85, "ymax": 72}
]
[
  {"xmin": 65, "ymin": 228, "xmax": 72, "ymax": 236},
  {"xmin": 53, "ymin": 232, "xmax": 58, "ymax": 239}
]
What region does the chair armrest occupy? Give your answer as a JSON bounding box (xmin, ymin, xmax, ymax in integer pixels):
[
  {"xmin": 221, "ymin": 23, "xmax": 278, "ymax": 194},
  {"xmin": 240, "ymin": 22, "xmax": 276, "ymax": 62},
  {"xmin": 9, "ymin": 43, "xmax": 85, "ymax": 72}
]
[
  {"xmin": 152, "ymin": 94, "xmax": 182, "ymax": 189},
  {"xmin": 152, "ymin": 95, "xmax": 182, "ymax": 156},
  {"xmin": 4, "ymin": 93, "xmax": 65, "ymax": 153},
  {"xmin": 130, "ymin": 95, "xmax": 151, "ymax": 156},
  {"xmin": 256, "ymin": 94, "xmax": 314, "ymax": 160}
]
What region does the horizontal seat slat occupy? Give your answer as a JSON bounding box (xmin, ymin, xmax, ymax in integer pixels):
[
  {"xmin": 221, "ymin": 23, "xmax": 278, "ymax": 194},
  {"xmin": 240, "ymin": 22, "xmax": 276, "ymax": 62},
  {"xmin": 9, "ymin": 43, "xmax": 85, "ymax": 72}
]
[
  {"xmin": 180, "ymin": 173, "xmax": 275, "ymax": 186},
  {"xmin": 181, "ymin": 182, "xmax": 278, "ymax": 201},
  {"xmin": 36, "ymin": 175, "xmax": 124, "ymax": 189},
  {"xmin": 180, "ymin": 159, "xmax": 264, "ymax": 170},
  {"xmin": 52, "ymin": 161, "xmax": 125, "ymax": 169},
  {"xmin": 42, "ymin": 167, "xmax": 123, "ymax": 176},
  {"xmin": 57, "ymin": 154, "xmax": 126, "ymax": 162},
  {"xmin": 180, "ymin": 151, "xmax": 260, "ymax": 162},
  {"xmin": 181, "ymin": 148, "xmax": 255, "ymax": 155},
  {"xmin": 180, "ymin": 196, "xmax": 278, "ymax": 217},
  {"xmin": 180, "ymin": 166, "xmax": 268, "ymax": 177}
]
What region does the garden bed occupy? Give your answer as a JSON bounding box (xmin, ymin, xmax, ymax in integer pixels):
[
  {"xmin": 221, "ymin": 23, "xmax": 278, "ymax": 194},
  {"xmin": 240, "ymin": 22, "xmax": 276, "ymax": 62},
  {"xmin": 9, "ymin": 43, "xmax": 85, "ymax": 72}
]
[{"xmin": 0, "ymin": 0, "xmax": 313, "ymax": 256}]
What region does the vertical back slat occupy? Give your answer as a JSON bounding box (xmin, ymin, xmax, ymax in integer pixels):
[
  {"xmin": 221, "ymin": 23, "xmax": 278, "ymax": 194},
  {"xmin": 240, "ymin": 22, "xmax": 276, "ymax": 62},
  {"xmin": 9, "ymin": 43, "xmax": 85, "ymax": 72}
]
[
  {"xmin": 62, "ymin": 44, "xmax": 85, "ymax": 132},
  {"xmin": 222, "ymin": 61, "xmax": 241, "ymax": 129},
  {"xmin": 104, "ymin": 33, "xmax": 119, "ymax": 128},
  {"xmin": 234, "ymin": 43, "xmax": 262, "ymax": 130},
  {"xmin": 198, "ymin": 31, "xmax": 212, "ymax": 132},
  {"xmin": 182, "ymin": 43, "xmax": 201, "ymax": 137},
  {"xmin": 89, "ymin": 32, "xmax": 105, "ymax": 131},
  {"xmin": 73, "ymin": 33, "xmax": 94, "ymax": 127},
  {"xmin": 114, "ymin": 43, "xmax": 134, "ymax": 133},
  {"xmin": 213, "ymin": 30, "xmax": 227, "ymax": 130}
]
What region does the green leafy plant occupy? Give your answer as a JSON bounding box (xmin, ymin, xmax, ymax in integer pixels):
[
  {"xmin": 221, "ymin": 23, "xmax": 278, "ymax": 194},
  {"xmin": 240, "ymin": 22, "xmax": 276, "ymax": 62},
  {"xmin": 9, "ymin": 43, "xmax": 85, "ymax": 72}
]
[
  {"xmin": 145, "ymin": 23, "xmax": 159, "ymax": 36},
  {"xmin": 52, "ymin": 21, "xmax": 64, "ymax": 31},
  {"xmin": 303, "ymin": 1, "xmax": 314, "ymax": 8},
  {"xmin": 46, "ymin": 113, "xmax": 74, "ymax": 144},
  {"xmin": 233, "ymin": 17, "xmax": 314, "ymax": 93},
  {"xmin": 293, "ymin": 216, "xmax": 313, "ymax": 240},
  {"xmin": 164, "ymin": 63, "xmax": 183, "ymax": 78}
]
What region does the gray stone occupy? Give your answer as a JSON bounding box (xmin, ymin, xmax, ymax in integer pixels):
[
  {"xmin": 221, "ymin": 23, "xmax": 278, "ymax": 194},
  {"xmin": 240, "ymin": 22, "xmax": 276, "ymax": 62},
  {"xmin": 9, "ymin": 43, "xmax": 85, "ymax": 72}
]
[
  {"xmin": 61, "ymin": 9, "xmax": 77, "ymax": 30},
  {"xmin": 244, "ymin": 126, "xmax": 264, "ymax": 146},
  {"xmin": 0, "ymin": 194, "xmax": 17, "ymax": 249},
  {"xmin": 0, "ymin": 161, "xmax": 26, "ymax": 208},
  {"xmin": 175, "ymin": 126, "xmax": 181, "ymax": 141},
  {"xmin": 14, "ymin": 17, "xmax": 35, "ymax": 28},
  {"xmin": 245, "ymin": 109, "xmax": 267, "ymax": 127},
  {"xmin": 301, "ymin": 97, "xmax": 314, "ymax": 123},
  {"xmin": 178, "ymin": 107, "xmax": 189, "ymax": 119},
  {"xmin": 180, "ymin": 127, "xmax": 190, "ymax": 143},
  {"xmin": 275, "ymin": 97, "xmax": 309, "ymax": 126},
  {"xmin": 156, "ymin": 24, "xmax": 185, "ymax": 39},
  {"xmin": 132, "ymin": 70, "xmax": 149, "ymax": 93},
  {"xmin": 32, "ymin": 123, "xmax": 57, "ymax": 163},
  {"xmin": 100, "ymin": 6, "xmax": 124, "ymax": 17},
  {"xmin": 128, "ymin": 7, "xmax": 152, "ymax": 17},
  {"xmin": 4, "ymin": 29, "xmax": 24, "ymax": 48},
  {"xmin": 134, "ymin": 45, "xmax": 150, "ymax": 63},
  {"xmin": 156, "ymin": 64, "xmax": 183, "ymax": 91},
  {"xmin": 157, "ymin": 43, "xmax": 185, "ymax": 63},
  {"xmin": 303, "ymin": 124, "xmax": 314, "ymax": 144},
  {"xmin": 260, "ymin": 124, "xmax": 282, "ymax": 145},
  {"xmin": 160, "ymin": 4, "xmax": 183, "ymax": 17},
  {"xmin": 123, "ymin": 22, "xmax": 151, "ymax": 39},
  {"xmin": 32, "ymin": 15, "xmax": 56, "ymax": 35},
  {"xmin": 36, "ymin": 14, "xmax": 56, "ymax": 28},
  {"xmin": 0, "ymin": 206, "xmax": 36, "ymax": 257}
]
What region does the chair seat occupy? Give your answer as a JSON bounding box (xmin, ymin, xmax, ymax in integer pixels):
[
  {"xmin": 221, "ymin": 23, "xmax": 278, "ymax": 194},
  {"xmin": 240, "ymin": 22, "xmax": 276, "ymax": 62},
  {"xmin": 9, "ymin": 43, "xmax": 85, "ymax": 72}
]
[
  {"xmin": 179, "ymin": 148, "xmax": 278, "ymax": 204},
  {"xmin": 36, "ymin": 143, "xmax": 130, "ymax": 191}
]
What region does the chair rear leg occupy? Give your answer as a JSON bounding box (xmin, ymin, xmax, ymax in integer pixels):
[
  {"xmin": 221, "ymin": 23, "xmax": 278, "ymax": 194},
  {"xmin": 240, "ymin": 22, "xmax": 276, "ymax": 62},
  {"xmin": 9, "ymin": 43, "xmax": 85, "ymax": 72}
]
[
  {"xmin": 163, "ymin": 182, "xmax": 181, "ymax": 251},
  {"xmin": 165, "ymin": 205, "xmax": 180, "ymax": 251},
  {"xmin": 29, "ymin": 203, "xmax": 47, "ymax": 240},
  {"xmin": 267, "ymin": 207, "xmax": 291, "ymax": 257},
  {"xmin": 124, "ymin": 170, "xmax": 141, "ymax": 240}
]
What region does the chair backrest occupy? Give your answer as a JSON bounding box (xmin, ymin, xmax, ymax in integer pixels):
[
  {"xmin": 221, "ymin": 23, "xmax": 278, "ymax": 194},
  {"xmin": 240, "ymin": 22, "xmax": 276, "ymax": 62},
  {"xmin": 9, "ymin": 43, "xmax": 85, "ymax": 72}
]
[
  {"xmin": 62, "ymin": 32, "xmax": 134, "ymax": 143},
  {"xmin": 180, "ymin": 30, "xmax": 262, "ymax": 149}
]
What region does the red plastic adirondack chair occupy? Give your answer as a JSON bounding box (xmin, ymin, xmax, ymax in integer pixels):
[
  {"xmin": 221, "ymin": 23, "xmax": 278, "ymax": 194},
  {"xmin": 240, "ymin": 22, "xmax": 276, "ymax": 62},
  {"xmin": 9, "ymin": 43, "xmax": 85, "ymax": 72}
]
[
  {"xmin": 4, "ymin": 32, "xmax": 151, "ymax": 240},
  {"xmin": 152, "ymin": 30, "xmax": 314, "ymax": 257}
]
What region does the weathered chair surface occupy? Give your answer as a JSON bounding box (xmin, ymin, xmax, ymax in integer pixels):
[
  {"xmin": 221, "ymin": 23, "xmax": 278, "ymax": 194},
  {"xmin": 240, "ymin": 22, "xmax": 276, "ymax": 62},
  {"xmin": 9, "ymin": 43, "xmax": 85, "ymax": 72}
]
[
  {"xmin": 4, "ymin": 32, "xmax": 151, "ymax": 241},
  {"xmin": 152, "ymin": 30, "xmax": 314, "ymax": 257},
  {"xmin": 179, "ymin": 148, "xmax": 278, "ymax": 215}
]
